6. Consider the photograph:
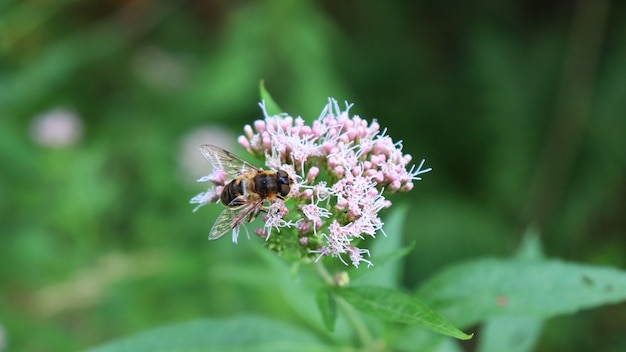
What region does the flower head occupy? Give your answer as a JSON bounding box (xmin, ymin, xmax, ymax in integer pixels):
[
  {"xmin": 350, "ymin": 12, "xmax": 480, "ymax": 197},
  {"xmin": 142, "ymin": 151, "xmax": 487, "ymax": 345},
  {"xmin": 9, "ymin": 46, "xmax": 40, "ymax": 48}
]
[{"xmin": 193, "ymin": 98, "xmax": 431, "ymax": 267}]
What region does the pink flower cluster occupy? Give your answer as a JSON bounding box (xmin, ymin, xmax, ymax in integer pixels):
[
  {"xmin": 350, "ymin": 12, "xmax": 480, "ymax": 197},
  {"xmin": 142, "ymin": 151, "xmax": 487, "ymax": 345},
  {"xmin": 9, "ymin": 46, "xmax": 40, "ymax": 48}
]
[{"xmin": 236, "ymin": 98, "xmax": 431, "ymax": 268}]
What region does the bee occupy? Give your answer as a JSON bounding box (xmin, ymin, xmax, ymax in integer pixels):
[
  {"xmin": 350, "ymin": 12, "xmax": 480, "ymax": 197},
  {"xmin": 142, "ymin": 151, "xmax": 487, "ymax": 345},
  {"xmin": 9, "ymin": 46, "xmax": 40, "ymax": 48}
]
[{"xmin": 199, "ymin": 144, "xmax": 293, "ymax": 240}]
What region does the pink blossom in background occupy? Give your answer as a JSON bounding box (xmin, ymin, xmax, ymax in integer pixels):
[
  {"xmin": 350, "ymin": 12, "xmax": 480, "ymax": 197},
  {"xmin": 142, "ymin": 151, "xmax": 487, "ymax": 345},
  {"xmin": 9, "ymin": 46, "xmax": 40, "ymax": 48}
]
[
  {"xmin": 179, "ymin": 126, "xmax": 236, "ymax": 183},
  {"xmin": 30, "ymin": 107, "xmax": 83, "ymax": 148}
]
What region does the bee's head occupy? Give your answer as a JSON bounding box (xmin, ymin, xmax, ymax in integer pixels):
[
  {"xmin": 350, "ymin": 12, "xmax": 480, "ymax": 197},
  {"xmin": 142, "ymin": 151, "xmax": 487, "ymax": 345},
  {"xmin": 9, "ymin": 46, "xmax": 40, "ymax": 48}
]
[{"xmin": 276, "ymin": 170, "xmax": 292, "ymax": 197}]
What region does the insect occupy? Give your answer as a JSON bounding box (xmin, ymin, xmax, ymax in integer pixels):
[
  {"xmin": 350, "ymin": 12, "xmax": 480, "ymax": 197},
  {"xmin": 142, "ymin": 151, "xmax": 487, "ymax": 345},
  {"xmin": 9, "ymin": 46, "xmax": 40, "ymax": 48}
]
[{"xmin": 199, "ymin": 144, "xmax": 293, "ymax": 240}]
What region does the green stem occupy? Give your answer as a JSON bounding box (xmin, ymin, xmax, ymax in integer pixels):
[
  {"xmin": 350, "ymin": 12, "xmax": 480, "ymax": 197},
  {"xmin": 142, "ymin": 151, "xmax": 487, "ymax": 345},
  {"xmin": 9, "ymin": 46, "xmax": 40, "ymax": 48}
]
[
  {"xmin": 335, "ymin": 295, "xmax": 375, "ymax": 347},
  {"xmin": 314, "ymin": 262, "xmax": 375, "ymax": 347},
  {"xmin": 314, "ymin": 261, "xmax": 334, "ymax": 285}
]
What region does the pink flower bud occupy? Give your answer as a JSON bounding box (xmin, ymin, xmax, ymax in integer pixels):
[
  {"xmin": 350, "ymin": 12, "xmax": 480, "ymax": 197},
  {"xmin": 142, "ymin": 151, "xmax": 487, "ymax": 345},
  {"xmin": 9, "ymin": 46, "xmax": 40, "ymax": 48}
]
[
  {"xmin": 262, "ymin": 131, "xmax": 271, "ymax": 150},
  {"xmin": 300, "ymin": 189, "xmax": 314, "ymax": 199},
  {"xmin": 401, "ymin": 182, "xmax": 414, "ymax": 192},
  {"xmin": 306, "ymin": 166, "xmax": 319, "ymax": 182},
  {"xmin": 237, "ymin": 135, "xmax": 250, "ymax": 150},
  {"xmin": 254, "ymin": 120, "xmax": 266, "ymax": 133},
  {"xmin": 244, "ymin": 124, "xmax": 254, "ymax": 138}
]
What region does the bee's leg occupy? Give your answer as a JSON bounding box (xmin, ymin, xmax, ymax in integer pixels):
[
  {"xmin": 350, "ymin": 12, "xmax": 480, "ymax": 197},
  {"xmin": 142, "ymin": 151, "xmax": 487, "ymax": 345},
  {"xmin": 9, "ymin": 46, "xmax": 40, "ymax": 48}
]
[
  {"xmin": 227, "ymin": 196, "xmax": 247, "ymax": 207},
  {"xmin": 258, "ymin": 200, "xmax": 269, "ymax": 214},
  {"xmin": 246, "ymin": 200, "xmax": 264, "ymax": 223},
  {"xmin": 247, "ymin": 209, "xmax": 258, "ymax": 223}
]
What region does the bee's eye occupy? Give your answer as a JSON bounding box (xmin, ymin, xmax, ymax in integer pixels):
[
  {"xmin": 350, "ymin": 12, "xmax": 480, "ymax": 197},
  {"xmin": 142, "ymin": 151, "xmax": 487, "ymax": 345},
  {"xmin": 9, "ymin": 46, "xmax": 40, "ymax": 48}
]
[
  {"xmin": 280, "ymin": 183, "xmax": 290, "ymax": 197},
  {"xmin": 277, "ymin": 170, "xmax": 288, "ymax": 183},
  {"xmin": 277, "ymin": 170, "xmax": 291, "ymax": 197}
]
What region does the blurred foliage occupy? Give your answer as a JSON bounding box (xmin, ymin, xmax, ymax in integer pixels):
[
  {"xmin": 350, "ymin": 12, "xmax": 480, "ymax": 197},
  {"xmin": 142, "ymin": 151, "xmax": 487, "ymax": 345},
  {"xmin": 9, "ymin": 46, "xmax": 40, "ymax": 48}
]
[{"xmin": 1, "ymin": 0, "xmax": 625, "ymax": 351}]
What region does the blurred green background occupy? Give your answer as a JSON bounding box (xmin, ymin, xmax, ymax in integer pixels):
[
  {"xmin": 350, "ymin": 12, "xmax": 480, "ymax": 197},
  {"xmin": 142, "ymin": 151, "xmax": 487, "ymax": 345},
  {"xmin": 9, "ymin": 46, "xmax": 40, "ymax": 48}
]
[{"xmin": 1, "ymin": 0, "xmax": 625, "ymax": 350}]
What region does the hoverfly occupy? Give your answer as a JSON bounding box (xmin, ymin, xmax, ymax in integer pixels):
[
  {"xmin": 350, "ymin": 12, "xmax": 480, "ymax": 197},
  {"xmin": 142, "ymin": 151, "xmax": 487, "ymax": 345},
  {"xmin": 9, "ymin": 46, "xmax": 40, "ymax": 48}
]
[{"xmin": 199, "ymin": 144, "xmax": 293, "ymax": 240}]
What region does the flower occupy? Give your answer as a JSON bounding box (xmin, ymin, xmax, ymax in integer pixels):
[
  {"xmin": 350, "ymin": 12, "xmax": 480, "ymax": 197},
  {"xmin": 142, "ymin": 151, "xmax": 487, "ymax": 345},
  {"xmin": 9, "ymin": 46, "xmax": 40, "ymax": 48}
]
[
  {"xmin": 30, "ymin": 107, "xmax": 83, "ymax": 148},
  {"xmin": 193, "ymin": 98, "xmax": 431, "ymax": 268}
]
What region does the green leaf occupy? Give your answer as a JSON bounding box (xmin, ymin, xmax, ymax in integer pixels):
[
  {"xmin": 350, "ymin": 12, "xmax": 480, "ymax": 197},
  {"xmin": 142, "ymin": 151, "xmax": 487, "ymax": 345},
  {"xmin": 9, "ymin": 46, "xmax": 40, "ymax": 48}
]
[
  {"xmin": 337, "ymin": 286, "xmax": 473, "ymax": 340},
  {"xmin": 477, "ymin": 316, "xmax": 544, "ymax": 352},
  {"xmin": 316, "ymin": 287, "xmax": 338, "ymax": 332},
  {"xmin": 88, "ymin": 316, "xmax": 333, "ymax": 352},
  {"xmin": 352, "ymin": 205, "xmax": 410, "ymax": 288},
  {"xmin": 473, "ymin": 230, "xmax": 546, "ymax": 352},
  {"xmin": 259, "ymin": 80, "xmax": 283, "ymax": 116},
  {"xmin": 351, "ymin": 242, "xmax": 415, "ymax": 285},
  {"xmin": 417, "ymin": 258, "xmax": 626, "ymax": 328}
]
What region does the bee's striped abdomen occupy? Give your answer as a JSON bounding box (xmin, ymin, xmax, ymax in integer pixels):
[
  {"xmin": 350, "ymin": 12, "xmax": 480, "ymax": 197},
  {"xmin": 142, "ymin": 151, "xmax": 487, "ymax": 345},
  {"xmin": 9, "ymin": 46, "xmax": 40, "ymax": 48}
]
[{"xmin": 221, "ymin": 178, "xmax": 245, "ymax": 207}]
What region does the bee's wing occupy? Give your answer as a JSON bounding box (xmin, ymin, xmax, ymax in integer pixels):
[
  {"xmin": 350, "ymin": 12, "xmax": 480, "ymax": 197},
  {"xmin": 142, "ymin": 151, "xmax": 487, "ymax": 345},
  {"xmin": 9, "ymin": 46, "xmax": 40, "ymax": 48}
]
[
  {"xmin": 199, "ymin": 144, "xmax": 261, "ymax": 179},
  {"xmin": 208, "ymin": 208, "xmax": 238, "ymax": 240},
  {"xmin": 208, "ymin": 199, "xmax": 264, "ymax": 240}
]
